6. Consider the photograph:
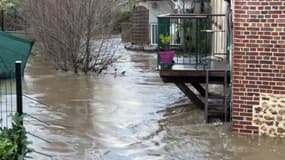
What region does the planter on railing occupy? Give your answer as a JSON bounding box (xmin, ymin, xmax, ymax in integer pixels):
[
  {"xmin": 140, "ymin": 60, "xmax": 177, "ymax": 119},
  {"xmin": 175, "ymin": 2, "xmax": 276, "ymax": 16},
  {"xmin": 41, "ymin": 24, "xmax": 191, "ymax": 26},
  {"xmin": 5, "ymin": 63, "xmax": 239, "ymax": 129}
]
[
  {"xmin": 159, "ymin": 50, "xmax": 175, "ymax": 63},
  {"xmin": 159, "ymin": 50, "xmax": 175, "ymax": 69}
]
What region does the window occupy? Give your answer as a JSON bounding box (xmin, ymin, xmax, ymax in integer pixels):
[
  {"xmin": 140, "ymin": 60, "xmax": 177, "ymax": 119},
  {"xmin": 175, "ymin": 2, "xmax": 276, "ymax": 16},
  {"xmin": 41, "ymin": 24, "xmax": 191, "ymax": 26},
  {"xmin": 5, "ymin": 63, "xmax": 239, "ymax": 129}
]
[{"xmin": 150, "ymin": 23, "xmax": 158, "ymax": 45}]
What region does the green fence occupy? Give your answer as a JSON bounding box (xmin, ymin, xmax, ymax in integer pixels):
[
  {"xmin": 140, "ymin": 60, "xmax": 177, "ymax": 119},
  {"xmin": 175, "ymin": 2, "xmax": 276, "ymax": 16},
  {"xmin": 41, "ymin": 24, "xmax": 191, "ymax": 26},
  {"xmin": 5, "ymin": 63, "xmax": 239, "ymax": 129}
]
[{"xmin": 0, "ymin": 32, "xmax": 32, "ymax": 127}]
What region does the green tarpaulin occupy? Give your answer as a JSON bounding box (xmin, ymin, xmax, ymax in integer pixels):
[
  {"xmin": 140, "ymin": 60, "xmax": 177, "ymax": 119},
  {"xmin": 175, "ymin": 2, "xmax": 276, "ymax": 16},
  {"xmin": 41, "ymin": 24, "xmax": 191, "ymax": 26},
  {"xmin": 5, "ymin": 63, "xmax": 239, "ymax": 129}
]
[{"xmin": 0, "ymin": 32, "xmax": 34, "ymax": 78}]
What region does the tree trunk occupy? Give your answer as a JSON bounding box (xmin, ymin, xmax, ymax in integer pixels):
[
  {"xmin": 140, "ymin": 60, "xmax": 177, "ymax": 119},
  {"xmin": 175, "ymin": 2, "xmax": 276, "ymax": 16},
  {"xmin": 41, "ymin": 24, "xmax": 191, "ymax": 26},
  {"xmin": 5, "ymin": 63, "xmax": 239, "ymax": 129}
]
[
  {"xmin": 83, "ymin": 0, "xmax": 93, "ymax": 74},
  {"xmin": 84, "ymin": 19, "xmax": 92, "ymax": 74}
]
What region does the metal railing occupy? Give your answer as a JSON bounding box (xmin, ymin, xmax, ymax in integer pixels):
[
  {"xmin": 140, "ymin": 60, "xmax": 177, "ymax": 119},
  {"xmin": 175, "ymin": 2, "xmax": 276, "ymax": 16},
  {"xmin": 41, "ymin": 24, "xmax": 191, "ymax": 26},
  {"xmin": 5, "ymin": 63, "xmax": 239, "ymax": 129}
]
[{"xmin": 157, "ymin": 13, "xmax": 228, "ymax": 69}]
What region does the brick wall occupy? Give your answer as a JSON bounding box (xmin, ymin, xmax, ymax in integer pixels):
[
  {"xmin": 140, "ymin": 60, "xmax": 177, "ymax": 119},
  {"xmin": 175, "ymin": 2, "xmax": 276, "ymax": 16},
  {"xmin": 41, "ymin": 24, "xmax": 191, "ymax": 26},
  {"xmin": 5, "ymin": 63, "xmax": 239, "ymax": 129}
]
[
  {"xmin": 131, "ymin": 6, "xmax": 149, "ymax": 44},
  {"xmin": 232, "ymin": 0, "xmax": 285, "ymax": 135}
]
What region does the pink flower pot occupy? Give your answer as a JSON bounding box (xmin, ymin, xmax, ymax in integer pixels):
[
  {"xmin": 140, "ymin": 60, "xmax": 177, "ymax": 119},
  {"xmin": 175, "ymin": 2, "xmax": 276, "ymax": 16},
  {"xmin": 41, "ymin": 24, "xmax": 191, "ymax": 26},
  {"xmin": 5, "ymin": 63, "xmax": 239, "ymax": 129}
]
[{"xmin": 159, "ymin": 50, "xmax": 175, "ymax": 64}]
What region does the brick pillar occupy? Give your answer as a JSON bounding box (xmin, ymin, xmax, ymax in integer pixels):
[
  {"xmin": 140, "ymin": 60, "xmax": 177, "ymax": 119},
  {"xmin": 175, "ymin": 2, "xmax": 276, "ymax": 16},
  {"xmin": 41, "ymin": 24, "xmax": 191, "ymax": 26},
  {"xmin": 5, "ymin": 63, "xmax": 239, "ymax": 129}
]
[{"xmin": 232, "ymin": 0, "xmax": 285, "ymax": 137}]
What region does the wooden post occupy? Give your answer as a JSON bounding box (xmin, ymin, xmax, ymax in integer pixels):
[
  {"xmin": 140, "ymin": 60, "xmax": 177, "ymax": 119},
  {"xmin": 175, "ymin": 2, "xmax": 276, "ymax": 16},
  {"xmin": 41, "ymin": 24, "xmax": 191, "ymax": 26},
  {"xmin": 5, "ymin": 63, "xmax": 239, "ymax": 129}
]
[
  {"xmin": 224, "ymin": 70, "xmax": 228, "ymax": 121},
  {"xmin": 205, "ymin": 69, "xmax": 209, "ymax": 122}
]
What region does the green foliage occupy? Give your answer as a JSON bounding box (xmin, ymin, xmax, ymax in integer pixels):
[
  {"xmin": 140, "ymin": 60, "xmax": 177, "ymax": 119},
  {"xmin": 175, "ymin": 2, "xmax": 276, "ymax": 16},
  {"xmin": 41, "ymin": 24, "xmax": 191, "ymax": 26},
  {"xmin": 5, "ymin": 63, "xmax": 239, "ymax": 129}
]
[
  {"xmin": 0, "ymin": 114, "xmax": 32, "ymax": 160},
  {"xmin": 181, "ymin": 20, "xmax": 195, "ymax": 52},
  {"xmin": 181, "ymin": 18, "xmax": 211, "ymax": 55},
  {"xmin": 159, "ymin": 34, "xmax": 172, "ymax": 50},
  {"xmin": 117, "ymin": 10, "xmax": 132, "ymax": 24},
  {"xmin": 0, "ymin": 139, "xmax": 16, "ymax": 159},
  {"xmin": 0, "ymin": 0, "xmax": 18, "ymax": 10},
  {"xmin": 198, "ymin": 19, "xmax": 212, "ymax": 55},
  {"xmin": 112, "ymin": 8, "xmax": 132, "ymax": 33}
]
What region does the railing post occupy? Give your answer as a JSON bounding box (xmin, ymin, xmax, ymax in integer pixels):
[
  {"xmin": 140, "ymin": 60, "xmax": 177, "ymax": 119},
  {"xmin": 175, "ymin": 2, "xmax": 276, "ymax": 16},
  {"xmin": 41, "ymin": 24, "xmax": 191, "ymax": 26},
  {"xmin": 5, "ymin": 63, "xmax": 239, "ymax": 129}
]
[{"xmin": 15, "ymin": 61, "xmax": 23, "ymax": 116}]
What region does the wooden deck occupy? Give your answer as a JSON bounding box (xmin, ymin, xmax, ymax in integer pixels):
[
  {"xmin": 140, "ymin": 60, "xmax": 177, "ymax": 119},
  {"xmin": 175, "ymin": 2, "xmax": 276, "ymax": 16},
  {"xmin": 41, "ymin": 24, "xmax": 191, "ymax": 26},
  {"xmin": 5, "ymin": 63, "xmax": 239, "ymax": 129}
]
[
  {"xmin": 159, "ymin": 61, "xmax": 230, "ymax": 122},
  {"xmin": 160, "ymin": 61, "xmax": 230, "ymax": 83}
]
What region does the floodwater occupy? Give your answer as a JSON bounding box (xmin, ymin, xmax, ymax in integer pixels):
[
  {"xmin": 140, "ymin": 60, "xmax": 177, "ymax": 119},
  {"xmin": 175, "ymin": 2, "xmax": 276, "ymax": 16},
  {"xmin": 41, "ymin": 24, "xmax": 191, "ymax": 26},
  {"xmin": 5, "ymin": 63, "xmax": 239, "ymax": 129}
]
[{"xmin": 23, "ymin": 40, "xmax": 285, "ymax": 160}]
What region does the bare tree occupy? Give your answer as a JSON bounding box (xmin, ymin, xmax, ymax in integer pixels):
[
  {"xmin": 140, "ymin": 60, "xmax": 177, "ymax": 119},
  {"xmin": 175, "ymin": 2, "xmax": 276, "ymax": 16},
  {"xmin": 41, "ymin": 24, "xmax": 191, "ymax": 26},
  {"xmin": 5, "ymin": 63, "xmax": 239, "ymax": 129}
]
[{"xmin": 26, "ymin": 0, "xmax": 117, "ymax": 74}]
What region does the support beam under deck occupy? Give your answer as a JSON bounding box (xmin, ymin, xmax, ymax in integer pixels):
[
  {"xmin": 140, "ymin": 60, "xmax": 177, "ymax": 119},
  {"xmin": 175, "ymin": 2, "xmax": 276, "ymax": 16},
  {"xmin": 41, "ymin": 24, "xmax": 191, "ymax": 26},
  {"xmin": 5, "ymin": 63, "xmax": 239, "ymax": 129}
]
[
  {"xmin": 175, "ymin": 82, "xmax": 204, "ymax": 109},
  {"xmin": 190, "ymin": 82, "xmax": 206, "ymax": 97}
]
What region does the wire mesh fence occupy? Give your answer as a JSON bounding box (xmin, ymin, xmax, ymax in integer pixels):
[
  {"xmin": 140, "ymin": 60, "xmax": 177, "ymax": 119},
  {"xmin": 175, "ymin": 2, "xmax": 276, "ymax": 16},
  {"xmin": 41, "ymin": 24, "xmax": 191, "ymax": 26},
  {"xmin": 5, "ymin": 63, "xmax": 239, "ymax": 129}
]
[
  {"xmin": 0, "ymin": 64, "xmax": 18, "ymax": 128},
  {"xmin": 0, "ymin": 31, "xmax": 33, "ymax": 128}
]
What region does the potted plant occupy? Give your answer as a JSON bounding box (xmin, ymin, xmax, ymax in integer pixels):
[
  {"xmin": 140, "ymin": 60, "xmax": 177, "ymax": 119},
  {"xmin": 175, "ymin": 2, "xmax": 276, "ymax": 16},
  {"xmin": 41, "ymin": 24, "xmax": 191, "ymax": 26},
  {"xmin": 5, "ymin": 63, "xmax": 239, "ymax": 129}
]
[{"xmin": 159, "ymin": 34, "xmax": 175, "ymax": 68}]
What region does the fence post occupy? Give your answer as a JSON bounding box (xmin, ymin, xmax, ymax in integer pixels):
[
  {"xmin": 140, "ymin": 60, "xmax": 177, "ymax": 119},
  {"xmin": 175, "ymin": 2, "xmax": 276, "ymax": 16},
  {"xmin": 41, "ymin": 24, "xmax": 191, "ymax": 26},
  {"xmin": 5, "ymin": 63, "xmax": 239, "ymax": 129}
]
[
  {"xmin": 15, "ymin": 61, "xmax": 23, "ymax": 116},
  {"xmin": 1, "ymin": 10, "xmax": 4, "ymax": 31}
]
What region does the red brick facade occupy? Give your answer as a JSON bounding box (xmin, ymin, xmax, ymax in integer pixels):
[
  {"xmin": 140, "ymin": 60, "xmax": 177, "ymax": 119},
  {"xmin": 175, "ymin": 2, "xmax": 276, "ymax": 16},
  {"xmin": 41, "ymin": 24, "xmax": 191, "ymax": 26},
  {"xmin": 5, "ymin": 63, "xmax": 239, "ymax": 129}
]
[{"xmin": 232, "ymin": 0, "xmax": 285, "ymax": 135}]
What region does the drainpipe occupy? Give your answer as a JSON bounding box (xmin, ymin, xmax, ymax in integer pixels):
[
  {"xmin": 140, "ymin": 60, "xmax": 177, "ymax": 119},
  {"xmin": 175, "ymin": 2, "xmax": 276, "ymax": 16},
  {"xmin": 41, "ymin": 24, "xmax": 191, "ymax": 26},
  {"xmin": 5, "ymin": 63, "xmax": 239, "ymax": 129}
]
[{"xmin": 226, "ymin": 0, "xmax": 233, "ymax": 124}]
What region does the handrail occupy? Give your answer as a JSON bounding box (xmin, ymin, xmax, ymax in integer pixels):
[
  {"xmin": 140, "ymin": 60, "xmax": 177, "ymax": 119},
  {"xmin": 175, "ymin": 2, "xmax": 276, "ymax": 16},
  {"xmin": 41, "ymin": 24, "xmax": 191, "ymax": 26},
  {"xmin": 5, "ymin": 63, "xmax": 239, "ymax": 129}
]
[{"xmin": 158, "ymin": 13, "xmax": 226, "ymax": 19}]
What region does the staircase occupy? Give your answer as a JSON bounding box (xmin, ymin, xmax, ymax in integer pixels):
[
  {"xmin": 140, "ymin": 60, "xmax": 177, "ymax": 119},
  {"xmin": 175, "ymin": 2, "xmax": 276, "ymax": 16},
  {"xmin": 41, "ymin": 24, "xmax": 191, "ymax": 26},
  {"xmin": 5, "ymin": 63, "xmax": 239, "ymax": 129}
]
[{"xmin": 204, "ymin": 69, "xmax": 229, "ymax": 122}]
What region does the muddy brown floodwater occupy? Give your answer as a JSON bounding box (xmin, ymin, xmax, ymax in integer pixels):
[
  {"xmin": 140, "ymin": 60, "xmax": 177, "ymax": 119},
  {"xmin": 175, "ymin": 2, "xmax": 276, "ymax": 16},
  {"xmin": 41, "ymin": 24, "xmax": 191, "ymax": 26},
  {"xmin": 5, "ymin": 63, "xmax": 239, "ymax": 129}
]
[{"xmin": 23, "ymin": 40, "xmax": 285, "ymax": 160}]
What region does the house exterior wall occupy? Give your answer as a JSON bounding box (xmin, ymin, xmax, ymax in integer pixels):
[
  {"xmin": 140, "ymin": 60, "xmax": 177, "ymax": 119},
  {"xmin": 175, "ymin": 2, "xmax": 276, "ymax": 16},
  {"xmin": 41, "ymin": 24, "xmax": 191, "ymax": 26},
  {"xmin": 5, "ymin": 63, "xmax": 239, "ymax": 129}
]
[
  {"xmin": 138, "ymin": 0, "xmax": 174, "ymax": 44},
  {"xmin": 138, "ymin": 0, "xmax": 174, "ymax": 24},
  {"xmin": 211, "ymin": 0, "xmax": 228, "ymax": 57},
  {"xmin": 232, "ymin": 0, "xmax": 285, "ymax": 136}
]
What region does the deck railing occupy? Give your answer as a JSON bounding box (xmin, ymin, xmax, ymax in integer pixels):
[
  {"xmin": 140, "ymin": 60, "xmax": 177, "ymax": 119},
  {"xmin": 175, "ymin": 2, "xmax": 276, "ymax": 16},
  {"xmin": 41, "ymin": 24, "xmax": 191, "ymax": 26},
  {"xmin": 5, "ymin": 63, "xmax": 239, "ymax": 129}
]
[{"xmin": 157, "ymin": 13, "xmax": 229, "ymax": 69}]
